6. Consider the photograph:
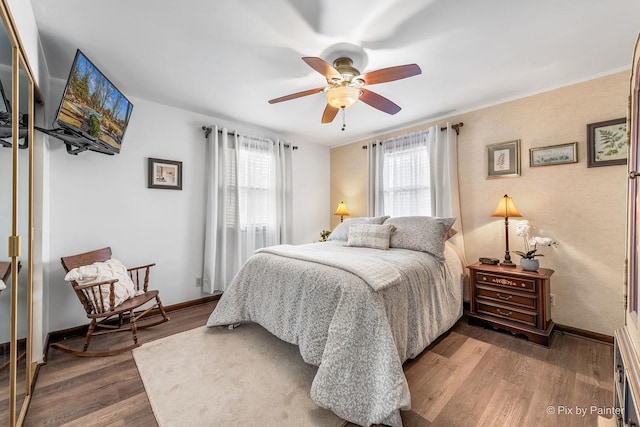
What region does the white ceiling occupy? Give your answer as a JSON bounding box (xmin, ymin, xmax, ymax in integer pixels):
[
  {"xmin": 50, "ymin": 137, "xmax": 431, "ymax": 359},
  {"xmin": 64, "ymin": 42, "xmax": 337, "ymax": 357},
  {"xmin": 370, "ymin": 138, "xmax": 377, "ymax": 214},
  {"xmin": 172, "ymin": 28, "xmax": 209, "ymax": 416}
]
[{"xmin": 28, "ymin": 0, "xmax": 640, "ymax": 147}]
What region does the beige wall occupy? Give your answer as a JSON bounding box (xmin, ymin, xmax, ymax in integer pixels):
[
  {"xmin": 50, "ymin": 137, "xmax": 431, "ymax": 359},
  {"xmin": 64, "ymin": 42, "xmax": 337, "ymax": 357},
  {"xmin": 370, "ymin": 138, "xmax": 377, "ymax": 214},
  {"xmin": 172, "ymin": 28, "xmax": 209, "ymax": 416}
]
[
  {"xmin": 330, "ymin": 71, "xmax": 629, "ymax": 335},
  {"xmin": 330, "ymin": 143, "xmax": 369, "ymax": 229}
]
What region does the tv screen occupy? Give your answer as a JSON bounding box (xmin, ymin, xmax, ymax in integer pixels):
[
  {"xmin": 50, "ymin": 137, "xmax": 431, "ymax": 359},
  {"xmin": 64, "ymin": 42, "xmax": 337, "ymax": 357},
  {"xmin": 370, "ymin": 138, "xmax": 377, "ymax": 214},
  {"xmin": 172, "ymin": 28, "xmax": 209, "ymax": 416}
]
[{"xmin": 55, "ymin": 50, "xmax": 133, "ymax": 153}]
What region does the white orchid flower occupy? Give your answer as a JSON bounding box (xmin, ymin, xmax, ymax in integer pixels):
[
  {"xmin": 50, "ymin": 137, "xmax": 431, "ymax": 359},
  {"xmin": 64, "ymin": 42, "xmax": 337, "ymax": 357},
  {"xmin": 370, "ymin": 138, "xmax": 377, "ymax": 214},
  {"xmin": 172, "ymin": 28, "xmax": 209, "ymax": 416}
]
[
  {"xmin": 531, "ymin": 236, "xmax": 556, "ymax": 247},
  {"xmin": 515, "ymin": 220, "xmax": 530, "ymax": 238}
]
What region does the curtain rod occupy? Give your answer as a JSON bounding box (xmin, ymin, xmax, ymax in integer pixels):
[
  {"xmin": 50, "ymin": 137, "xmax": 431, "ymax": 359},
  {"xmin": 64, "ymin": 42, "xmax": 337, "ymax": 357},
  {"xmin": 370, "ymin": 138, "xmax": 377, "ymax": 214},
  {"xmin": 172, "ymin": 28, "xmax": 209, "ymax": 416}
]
[
  {"xmin": 361, "ymin": 122, "xmax": 464, "ymax": 149},
  {"xmin": 441, "ymin": 122, "xmax": 463, "ymax": 135},
  {"xmin": 201, "ymin": 126, "xmax": 298, "ymax": 150}
]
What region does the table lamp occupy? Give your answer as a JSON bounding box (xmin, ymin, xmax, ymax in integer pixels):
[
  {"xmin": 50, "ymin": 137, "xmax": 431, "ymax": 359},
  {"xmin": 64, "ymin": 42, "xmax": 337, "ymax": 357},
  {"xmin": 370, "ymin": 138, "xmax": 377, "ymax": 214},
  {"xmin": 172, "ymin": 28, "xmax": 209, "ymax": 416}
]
[
  {"xmin": 334, "ymin": 201, "xmax": 350, "ymax": 223},
  {"xmin": 491, "ymin": 194, "xmax": 522, "ymax": 267}
]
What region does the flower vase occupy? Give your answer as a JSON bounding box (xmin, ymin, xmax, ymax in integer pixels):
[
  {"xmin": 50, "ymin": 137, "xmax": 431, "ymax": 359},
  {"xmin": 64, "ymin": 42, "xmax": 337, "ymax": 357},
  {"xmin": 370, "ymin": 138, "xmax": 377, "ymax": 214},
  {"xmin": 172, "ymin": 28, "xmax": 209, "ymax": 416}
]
[{"xmin": 520, "ymin": 258, "xmax": 539, "ymax": 272}]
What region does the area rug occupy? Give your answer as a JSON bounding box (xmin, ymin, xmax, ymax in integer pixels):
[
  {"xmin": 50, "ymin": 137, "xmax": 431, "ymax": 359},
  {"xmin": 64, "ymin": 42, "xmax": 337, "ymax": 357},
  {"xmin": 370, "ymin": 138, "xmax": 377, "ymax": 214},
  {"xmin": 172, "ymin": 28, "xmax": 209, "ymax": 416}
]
[{"xmin": 132, "ymin": 323, "xmax": 347, "ymax": 427}]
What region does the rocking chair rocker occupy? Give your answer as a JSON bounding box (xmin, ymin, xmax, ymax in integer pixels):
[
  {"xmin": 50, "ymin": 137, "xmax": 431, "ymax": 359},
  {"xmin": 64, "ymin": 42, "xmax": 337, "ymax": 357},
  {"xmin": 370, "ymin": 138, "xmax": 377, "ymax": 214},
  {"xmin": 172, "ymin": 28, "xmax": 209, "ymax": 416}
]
[{"xmin": 56, "ymin": 247, "xmax": 170, "ymax": 357}]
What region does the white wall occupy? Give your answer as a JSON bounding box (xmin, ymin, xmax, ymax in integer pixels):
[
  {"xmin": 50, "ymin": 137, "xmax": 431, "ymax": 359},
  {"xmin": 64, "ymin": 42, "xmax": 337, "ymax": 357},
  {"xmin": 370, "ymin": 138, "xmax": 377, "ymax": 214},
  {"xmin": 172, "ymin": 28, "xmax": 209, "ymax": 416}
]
[{"xmin": 44, "ymin": 78, "xmax": 330, "ymax": 331}]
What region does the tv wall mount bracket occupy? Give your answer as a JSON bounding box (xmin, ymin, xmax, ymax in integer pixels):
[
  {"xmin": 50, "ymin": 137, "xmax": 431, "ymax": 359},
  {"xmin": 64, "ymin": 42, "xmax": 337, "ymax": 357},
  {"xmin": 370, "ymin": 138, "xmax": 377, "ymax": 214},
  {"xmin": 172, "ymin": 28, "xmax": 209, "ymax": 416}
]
[{"xmin": 35, "ymin": 126, "xmax": 116, "ymax": 155}]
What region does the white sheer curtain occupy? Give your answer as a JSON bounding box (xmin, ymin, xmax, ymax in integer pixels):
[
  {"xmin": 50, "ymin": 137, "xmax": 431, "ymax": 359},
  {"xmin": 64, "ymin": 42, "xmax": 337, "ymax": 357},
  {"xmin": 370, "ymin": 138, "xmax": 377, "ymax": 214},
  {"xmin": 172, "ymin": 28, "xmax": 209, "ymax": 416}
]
[
  {"xmin": 368, "ymin": 129, "xmax": 430, "ymax": 217},
  {"xmin": 202, "ymin": 127, "xmax": 293, "ymax": 293},
  {"xmin": 368, "ymin": 124, "xmax": 467, "ymax": 264},
  {"xmin": 430, "ymin": 123, "xmax": 468, "ymax": 265}
]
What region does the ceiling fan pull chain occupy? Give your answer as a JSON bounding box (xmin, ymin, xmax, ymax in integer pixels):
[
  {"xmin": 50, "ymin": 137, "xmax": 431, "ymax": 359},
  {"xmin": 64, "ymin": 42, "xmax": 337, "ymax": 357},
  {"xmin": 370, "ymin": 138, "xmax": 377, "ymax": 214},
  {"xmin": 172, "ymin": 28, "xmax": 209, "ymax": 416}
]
[{"xmin": 341, "ymin": 108, "xmax": 346, "ymax": 131}]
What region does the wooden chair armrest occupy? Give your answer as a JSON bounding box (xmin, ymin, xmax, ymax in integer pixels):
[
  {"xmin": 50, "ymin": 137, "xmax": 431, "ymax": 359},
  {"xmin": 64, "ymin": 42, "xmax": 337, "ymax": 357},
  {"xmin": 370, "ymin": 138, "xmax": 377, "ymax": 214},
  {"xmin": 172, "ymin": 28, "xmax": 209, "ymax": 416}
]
[
  {"xmin": 127, "ymin": 263, "xmax": 156, "ymax": 271},
  {"xmin": 75, "ymin": 278, "xmax": 118, "ymax": 290},
  {"xmin": 75, "ymin": 280, "xmax": 118, "ymax": 312},
  {"xmin": 127, "ymin": 263, "xmax": 155, "ymax": 292}
]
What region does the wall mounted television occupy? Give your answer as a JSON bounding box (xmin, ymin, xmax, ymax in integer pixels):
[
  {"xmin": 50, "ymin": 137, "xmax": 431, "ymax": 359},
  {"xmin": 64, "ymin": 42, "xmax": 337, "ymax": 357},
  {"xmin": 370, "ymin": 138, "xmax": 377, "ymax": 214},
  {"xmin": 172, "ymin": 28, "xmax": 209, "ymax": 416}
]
[{"xmin": 40, "ymin": 49, "xmax": 133, "ymax": 155}]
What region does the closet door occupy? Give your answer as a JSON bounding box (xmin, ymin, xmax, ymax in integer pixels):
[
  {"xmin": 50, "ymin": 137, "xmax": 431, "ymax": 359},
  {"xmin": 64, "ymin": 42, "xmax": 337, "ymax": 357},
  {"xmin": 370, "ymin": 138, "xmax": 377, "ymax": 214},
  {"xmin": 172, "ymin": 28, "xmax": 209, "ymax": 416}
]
[
  {"xmin": 615, "ymin": 33, "xmax": 640, "ymax": 427},
  {"xmin": 627, "ymin": 35, "xmax": 640, "ymax": 352},
  {"xmin": 0, "ymin": 11, "xmax": 11, "ymax": 424},
  {"xmin": 0, "ymin": 1, "xmax": 35, "ymax": 424},
  {"xmin": 15, "ymin": 54, "xmax": 31, "ymax": 427}
]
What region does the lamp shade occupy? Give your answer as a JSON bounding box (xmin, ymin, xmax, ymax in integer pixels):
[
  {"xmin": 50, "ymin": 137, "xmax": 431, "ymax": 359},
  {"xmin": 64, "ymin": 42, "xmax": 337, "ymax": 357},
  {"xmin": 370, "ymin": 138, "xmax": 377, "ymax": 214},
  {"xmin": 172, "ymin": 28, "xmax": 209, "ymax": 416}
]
[
  {"xmin": 491, "ymin": 194, "xmax": 522, "ymax": 218},
  {"xmin": 326, "ymin": 86, "xmax": 361, "ymax": 109},
  {"xmin": 334, "ymin": 201, "xmax": 350, "ymax": 217}
]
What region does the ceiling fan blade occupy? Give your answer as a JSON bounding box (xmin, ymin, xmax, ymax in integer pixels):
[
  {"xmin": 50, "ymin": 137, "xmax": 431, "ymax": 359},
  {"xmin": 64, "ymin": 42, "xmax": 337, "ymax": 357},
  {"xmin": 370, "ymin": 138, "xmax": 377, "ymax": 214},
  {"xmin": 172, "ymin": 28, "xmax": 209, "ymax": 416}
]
[
  {"xmin": 268, "ymin": 87, "xmax": 325, "ymax": 104},
  {"xmin": 322, "ymin": 104, "xmax": 339, "ymax": 123},
  {"xmin": 359, "ymin": 89, "xmax": 401, "ymax": 115},
  {"xmin": 302, "ymin": 57, "xmax": 341, "ymax": 80},
  {"xmin": 361, "ymin": 64, "xmax": 421, "ymax": 86}
]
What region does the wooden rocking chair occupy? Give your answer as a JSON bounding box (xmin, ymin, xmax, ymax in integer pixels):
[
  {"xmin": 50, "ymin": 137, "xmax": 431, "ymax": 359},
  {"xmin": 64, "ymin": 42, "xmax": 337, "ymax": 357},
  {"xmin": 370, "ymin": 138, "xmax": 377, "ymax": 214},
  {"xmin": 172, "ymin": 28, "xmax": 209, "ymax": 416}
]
[
  {"xmin": 0, "ymin": 261, "xmax": 10, "ymax": 291},
  {"xmin": 55, "ymin": 247, "xmax": 170, "ymax": 357},
  {"xmin": 0, "ymin": 260, "xmax": 20, "ymax": 295}
]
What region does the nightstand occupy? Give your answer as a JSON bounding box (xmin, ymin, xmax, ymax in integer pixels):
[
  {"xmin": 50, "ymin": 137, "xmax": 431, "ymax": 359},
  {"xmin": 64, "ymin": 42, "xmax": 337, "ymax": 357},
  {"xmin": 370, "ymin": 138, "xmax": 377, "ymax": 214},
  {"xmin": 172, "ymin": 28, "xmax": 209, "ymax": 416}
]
[{"xmin": 467, "ymin": 262, "xmax": 555, "ymax": 346}]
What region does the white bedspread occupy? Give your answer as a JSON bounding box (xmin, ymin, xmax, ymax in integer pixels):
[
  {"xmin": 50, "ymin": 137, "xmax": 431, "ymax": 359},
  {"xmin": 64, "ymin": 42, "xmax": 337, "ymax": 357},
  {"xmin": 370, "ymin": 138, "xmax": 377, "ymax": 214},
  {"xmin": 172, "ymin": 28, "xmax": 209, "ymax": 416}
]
[
  {"xmin": 207, "ymin": 241, "xmax": 463, "ymax": 426},
  {"xmin": 256, "ymin": 243, "xmax": 403, "ymax": 291}
]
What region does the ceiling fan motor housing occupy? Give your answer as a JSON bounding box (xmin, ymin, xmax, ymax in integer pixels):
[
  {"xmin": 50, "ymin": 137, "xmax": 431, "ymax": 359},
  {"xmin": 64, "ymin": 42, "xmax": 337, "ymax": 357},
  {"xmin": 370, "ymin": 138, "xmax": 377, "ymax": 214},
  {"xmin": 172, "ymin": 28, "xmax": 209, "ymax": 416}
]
[{"xmin": 329, "ymin": 57, "xmax": 364, "ymax": 88}]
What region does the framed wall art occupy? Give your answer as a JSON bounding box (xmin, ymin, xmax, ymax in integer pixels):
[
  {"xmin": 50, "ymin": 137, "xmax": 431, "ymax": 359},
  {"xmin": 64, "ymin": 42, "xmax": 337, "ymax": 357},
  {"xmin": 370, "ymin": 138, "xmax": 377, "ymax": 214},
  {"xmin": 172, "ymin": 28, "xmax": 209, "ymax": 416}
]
[
  {"xmin": 587, "ymin": 118, "xmax": 627, "ymax": 167},
  {"xmin": 529, "ymin": 142, "xmax": 578, "ymax": 167},
  {"xmin": 487, "ymin": 139, "xmax": 520, "ymax": 179},
  {"xmin": 148, "ymin": 158, "xmax": 183, "ymax": 190}
]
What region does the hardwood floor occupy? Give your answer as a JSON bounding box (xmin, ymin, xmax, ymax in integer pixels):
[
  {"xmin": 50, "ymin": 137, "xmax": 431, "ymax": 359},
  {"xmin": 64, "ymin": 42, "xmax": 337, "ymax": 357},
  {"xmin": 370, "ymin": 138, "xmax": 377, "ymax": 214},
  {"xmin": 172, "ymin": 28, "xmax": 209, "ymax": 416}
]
[
  {"xmin": 24, "ymin": 303, "xmax": 614, "ymax": 426},
  {"xmin": 24, "ymin": 301, "xmax": 217, "ymax": 427}
]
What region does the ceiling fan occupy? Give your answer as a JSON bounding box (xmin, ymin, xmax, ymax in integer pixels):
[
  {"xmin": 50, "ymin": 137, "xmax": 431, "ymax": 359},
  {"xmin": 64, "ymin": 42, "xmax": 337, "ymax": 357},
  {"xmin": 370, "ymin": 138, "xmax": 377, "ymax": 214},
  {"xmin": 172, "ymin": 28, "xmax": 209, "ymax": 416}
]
[{"xmin": 268, "ymin": 56, "xmax": 421, "ymax": 129}]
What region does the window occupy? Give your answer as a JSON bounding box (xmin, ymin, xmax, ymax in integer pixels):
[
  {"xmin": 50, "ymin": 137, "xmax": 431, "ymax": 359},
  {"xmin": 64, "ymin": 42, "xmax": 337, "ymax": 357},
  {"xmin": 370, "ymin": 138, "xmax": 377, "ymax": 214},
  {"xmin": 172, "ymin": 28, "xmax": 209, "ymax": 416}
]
[
  {"xmin": 225, "ymin": 137, "xmax": 274, "ymax": 230},
  {"xmin": 237, "ymin": 142, "xmax": 272, "ymax": 228},
  {"xmin": 380, "ymin": 132, "xmax": 431, "ymax": 217}
]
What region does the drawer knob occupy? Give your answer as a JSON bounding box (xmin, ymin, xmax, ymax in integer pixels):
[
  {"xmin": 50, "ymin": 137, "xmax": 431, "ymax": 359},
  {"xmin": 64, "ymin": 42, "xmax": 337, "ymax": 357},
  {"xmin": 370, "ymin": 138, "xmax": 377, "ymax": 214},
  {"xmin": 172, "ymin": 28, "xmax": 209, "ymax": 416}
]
[
  {"xmin": 497, "ymin": 293, "xmax": 512, "ymax": 301},
  {"xmin": 497, "ymin": 309, "xmax": 512, "ymax": 317}
]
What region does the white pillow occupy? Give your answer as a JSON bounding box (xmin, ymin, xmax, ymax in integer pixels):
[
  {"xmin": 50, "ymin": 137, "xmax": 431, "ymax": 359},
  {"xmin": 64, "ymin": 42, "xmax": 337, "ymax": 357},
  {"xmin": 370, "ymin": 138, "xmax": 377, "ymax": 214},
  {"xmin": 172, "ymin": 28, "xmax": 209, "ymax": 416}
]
[
  {"xmin": 0, "ymin": 279, "xmax": 5, "ymax": 291},
  {"xmin": 347, "ymin": 224, "xmax": 397, "ymax": 250},
  {"xmin": 64, "ymin": 258, "xmax": 138, "ymax": 310},
  {"xmin": 327, "ymin": 216, "xmax": 390, "ymax": 241},
  {"xmin": 384, "ymin": 216, "xmax": 456, "ymax": 260}
]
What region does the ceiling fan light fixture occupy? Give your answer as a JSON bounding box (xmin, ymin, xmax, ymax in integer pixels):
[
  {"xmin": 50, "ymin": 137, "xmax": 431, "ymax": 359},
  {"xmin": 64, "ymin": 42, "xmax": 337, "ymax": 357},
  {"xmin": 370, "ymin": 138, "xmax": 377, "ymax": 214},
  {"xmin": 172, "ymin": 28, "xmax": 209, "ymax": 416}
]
[{"xmin": 326, "ymin": 86, "xmax": 361, "ymax": 109}]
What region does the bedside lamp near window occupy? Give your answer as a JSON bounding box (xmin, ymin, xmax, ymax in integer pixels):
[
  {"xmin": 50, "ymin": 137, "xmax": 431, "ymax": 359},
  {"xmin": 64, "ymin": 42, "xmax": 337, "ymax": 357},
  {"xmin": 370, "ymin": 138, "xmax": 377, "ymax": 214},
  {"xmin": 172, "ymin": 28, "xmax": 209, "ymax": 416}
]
[
  {"xmin": 334, "ymin": 201, "xmax": 350, "ymax": 223},
  {"xmin": 491, "ymin": 194, "xmax": 522, "ymax": 267}
]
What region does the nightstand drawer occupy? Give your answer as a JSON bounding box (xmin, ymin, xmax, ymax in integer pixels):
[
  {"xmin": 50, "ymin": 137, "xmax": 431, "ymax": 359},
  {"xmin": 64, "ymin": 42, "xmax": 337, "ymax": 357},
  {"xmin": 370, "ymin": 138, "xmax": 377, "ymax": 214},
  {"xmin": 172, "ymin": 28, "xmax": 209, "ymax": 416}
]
[
  {"xmin": 476, "ymin": 286, "xmax": 537, "ymax": 310},
  {"xmin": 467, "ymin": 263, "xmax": 554, "ymax": 346},
  {"xmin": 474, "ymin": 271, "xmax": 536, "ymax": 292},
  {"xmin": 476, "ymin": 301, "xmax": 538, "ymax": 327}
]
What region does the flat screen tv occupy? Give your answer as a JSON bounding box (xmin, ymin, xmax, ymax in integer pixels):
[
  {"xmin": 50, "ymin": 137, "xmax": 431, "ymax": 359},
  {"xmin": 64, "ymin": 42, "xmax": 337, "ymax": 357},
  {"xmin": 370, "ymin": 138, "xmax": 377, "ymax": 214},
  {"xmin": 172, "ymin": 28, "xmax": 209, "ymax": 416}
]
[{"xmin": 54, "ymin": 49, "xmax": 133, "ymax": 154}]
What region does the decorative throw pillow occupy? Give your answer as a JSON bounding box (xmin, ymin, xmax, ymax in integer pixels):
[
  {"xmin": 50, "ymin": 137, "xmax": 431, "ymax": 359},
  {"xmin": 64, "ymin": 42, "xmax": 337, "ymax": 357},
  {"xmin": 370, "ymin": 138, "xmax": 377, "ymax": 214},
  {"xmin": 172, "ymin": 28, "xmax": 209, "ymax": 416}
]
[
  {"xmin": 64, "ymin": 258, "xmax": 137, "ymax": 310},
  {"xmin": 327, "ymin": 216, "xmax": 390, "ymax": 241},
  {"xmin": 347, "ymin": 224, "xmax": 397, "ymax": 250},
  {"xmin": 384, "ymin": 216, "xmax": 456, "ymax": 260}
]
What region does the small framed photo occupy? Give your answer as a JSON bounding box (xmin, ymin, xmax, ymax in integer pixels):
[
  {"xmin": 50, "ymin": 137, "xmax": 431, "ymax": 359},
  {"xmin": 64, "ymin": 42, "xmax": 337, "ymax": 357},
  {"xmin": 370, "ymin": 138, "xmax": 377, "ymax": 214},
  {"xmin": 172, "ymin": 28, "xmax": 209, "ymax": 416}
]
[
  {"xmin": 530, "ymin": 142, "xmax": 578, "ymax": 167},
  {"xmin": 148, "ymin": 158, "xmax": 182, "ymax": 190},
  {"xmin": 487, "ymin": 140, "xmax": 520, "ymax": 179},
  {"xmin": 587, "ymin": 118, "xmax": 627, "ymax": 167}
]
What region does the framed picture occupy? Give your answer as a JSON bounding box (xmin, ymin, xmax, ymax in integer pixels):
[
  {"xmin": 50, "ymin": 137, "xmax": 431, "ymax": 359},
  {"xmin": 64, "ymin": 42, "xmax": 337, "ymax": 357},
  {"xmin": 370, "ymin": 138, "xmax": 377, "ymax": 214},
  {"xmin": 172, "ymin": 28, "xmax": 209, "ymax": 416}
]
[
  {"xmin": 587, "ymin": 118, "xmax": 627, "ymax": 167},
  {"xmin": 148, "ymin": 158, "xmax": 182, "ymax": 190},
  {"xmin": 529, "ymin": 142, "xmax": 578, "ymax": 167},
  {"xmin": 487, "ymin": 140, "xmax": 520, "ymax": 179}
]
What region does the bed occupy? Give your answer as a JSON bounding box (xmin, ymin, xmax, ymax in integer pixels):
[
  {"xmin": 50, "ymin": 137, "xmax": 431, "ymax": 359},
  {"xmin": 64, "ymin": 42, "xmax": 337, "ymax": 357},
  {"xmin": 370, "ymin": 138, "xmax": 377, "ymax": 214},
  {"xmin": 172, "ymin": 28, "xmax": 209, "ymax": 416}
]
[{"xmin": 206, "ymin": 216, "xmax": 465, "ymax": 426}]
